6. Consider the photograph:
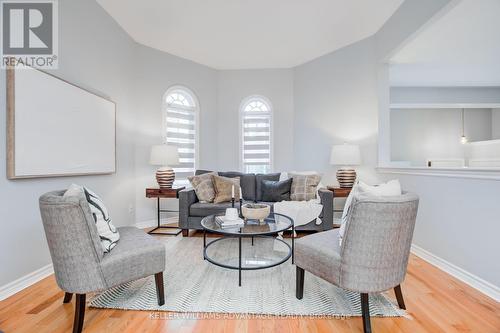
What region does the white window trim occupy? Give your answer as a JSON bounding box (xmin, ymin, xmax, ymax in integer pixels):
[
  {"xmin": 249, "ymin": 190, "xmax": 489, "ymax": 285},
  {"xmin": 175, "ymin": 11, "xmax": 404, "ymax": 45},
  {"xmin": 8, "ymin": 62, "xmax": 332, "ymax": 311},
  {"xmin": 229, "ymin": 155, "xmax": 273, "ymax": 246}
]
[
  {"xmin": 162, "ymin": 85, "xmax": 200, "ymax": 182},
  {"xmin": 238, "ymin": 95, "xmax": 274, "ymax": 173}
]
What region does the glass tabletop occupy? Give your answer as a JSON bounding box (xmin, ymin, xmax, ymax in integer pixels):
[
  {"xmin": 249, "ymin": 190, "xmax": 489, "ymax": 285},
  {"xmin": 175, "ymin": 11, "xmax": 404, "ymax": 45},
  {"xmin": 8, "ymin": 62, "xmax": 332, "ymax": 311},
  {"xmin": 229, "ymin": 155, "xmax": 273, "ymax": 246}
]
[
  {"xmin": 201, "ymin": 212, "xmax": 293, "ymax": 236},
  {"xmin": 204, "ymin": 236, "xmax": 291, "ymax": 269}
]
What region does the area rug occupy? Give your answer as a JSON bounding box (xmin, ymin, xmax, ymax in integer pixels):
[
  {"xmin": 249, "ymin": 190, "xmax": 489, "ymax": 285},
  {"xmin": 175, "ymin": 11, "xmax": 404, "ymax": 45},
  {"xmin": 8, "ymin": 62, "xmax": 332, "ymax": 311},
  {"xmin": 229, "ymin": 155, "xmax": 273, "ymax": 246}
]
[{"xmin": 90, "ymin": 236, "xmax": 405, "ymax": 317}]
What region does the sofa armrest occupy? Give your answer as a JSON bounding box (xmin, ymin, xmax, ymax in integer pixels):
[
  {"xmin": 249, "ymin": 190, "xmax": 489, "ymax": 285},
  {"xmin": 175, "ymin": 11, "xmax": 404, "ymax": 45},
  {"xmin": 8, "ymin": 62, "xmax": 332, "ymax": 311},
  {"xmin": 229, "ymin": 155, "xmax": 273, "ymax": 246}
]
[
  {"xmin": 318, "ymin": 188, "xmax": 333, "ymax": 230},
  {"xmin": 179, "ymin": 188, "xmax": 198, "ymax": 229}
]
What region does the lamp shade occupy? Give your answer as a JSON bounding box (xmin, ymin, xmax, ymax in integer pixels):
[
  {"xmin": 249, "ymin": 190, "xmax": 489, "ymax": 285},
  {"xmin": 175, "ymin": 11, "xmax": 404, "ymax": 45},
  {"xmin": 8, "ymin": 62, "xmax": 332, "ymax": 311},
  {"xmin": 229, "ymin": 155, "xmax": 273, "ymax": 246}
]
[
  {"xmin": 329, "ymin": 144, "xmax": 361, "ymax": 166},
  {"xmin": 150, "ymin": 145, "xmax": 179, "ymax": 166}
]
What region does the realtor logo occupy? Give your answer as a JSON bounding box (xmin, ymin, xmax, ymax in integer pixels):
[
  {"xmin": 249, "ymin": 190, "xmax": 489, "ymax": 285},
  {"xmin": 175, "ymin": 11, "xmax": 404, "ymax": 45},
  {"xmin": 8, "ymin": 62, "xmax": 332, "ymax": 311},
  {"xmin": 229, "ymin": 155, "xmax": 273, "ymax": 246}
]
[{"xmin": 1, "ymin": 0, "xmax": 58, "ymax": 68}]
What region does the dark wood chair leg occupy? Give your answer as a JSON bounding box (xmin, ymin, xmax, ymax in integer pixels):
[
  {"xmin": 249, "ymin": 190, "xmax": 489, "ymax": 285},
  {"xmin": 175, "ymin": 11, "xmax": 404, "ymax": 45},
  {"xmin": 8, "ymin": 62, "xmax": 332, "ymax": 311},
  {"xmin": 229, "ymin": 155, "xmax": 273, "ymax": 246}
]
[
  {"xmin": 63, "ymin": 292, "xmax": 73, "ymax": 303},
  {"xmin": 182, "ymin": 229, "xmax": 189, "ymax": 237},
  {"xmin": 296, "ymin": 266, "xmax": 305, "ymax": 300},
  {"xmin": 154, "ymin": 272, "xmax": 165, "ymax": 306},
  {"xmin": 394, "ymin": 284, "xmax": 406, "ymax": 310},
  {"xmin": 73, "ymin": 294, "xmax": 86, "ymax": 333},
  {"xmin": 361, "ymin": 293, "xmax": 372, "ymax": 333}
]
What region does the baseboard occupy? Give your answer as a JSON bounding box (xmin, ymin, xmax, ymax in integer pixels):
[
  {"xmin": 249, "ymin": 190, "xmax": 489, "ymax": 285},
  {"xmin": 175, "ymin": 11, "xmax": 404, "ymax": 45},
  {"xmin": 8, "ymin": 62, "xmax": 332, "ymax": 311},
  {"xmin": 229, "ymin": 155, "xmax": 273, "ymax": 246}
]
[
  {"xmin": 411, "ymin": 244, "xmax": 500, "ymax": 302},
  {"xmin": 135, "ymin": 217, "xmax": 179, "ymax": 230},
  {"xmin": 0, "ymin": 264, "xmax": 54, "ymax": 301}
]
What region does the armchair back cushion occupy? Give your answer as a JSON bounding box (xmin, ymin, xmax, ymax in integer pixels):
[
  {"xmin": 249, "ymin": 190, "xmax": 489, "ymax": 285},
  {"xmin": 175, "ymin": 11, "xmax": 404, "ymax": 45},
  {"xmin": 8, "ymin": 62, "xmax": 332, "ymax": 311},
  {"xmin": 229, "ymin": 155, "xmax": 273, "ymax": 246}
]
[
  {"xmin": 339, "ymin": 192, "xmax": 419, "ymax": 292},
  {"xmin": 39, "ymin": 191, "xmax": 107, "ymax": 293}
]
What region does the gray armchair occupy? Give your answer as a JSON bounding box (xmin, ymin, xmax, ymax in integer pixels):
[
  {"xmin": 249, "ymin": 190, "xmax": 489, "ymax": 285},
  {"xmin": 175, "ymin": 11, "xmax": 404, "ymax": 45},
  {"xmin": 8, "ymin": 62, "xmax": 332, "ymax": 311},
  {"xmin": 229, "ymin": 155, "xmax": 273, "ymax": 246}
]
[
  {"xmin": 39, "ymin": 191, "xmax": 166, "ymax": 333},
  {"xmin": 295, "ymin": 192, "xmax": 419, "ymax": 333}
]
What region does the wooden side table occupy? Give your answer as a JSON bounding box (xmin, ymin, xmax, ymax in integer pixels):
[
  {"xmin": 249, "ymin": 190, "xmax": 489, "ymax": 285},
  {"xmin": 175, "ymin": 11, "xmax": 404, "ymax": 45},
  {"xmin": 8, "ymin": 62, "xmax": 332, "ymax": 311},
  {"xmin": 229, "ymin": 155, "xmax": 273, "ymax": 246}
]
[
  {"xmin": 326, "ymin": 186, "xmax": 352, "ymax": 228},
  {"xmin": 146, "ymin": 187, "xmax": 185, "ymax": 236}
]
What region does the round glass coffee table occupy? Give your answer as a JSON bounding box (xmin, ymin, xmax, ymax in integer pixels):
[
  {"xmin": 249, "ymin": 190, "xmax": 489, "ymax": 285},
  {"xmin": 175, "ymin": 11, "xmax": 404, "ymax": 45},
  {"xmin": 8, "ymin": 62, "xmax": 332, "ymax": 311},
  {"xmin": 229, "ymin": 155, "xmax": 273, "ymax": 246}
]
[{"xmin": 201, "ymin": 212, "xmax": 294, "ymax": 286}]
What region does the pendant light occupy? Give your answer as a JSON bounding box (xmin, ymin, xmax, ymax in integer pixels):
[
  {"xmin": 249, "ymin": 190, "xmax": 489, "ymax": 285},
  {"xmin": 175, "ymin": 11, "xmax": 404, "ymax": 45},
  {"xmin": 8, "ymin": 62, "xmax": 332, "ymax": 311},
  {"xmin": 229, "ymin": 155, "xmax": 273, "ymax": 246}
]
[{"xmin": 460, "ymin": 108, "xmax": 467, "ymax": 144}]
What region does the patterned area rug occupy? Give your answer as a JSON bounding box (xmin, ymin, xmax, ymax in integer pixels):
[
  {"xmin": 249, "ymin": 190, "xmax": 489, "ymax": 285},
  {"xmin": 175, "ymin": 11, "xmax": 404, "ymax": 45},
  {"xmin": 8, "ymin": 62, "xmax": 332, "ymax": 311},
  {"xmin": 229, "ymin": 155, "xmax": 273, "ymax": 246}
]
[{"xmin": 90, "ymin": 236, "xmax": 404, "ymax": 317}]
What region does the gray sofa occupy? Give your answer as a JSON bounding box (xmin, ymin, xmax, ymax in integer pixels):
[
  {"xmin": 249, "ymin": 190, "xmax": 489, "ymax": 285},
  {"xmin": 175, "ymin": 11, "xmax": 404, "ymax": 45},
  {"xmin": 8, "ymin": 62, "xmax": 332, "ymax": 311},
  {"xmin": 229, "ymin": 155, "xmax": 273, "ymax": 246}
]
[{"xmin": 179, "ymin": 170, "xmax": 333, "ymax": 236}]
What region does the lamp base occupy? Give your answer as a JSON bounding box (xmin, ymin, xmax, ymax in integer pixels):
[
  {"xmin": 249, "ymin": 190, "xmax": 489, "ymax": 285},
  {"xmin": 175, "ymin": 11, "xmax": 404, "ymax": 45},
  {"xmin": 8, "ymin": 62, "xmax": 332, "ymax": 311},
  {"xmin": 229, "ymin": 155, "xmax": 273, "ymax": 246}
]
[
  {"xmin": 336, "ymin": 168, "xmax": 356, "ymax": 188},
  {"xmin": 156, "ymin": 167, "xmax": 175, "ymax": 189}
]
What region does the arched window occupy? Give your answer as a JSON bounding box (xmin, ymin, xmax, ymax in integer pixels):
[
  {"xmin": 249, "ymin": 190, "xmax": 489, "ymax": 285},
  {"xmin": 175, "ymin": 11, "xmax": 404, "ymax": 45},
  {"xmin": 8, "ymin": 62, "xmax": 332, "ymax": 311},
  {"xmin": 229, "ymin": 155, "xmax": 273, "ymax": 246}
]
[
  {"xmin": 240, "ymin": 96, "xmax": 273, "ymax": 173},
  {"xmin": 163, "ymin": 86, "xmax": 199, "ymax": 183}
]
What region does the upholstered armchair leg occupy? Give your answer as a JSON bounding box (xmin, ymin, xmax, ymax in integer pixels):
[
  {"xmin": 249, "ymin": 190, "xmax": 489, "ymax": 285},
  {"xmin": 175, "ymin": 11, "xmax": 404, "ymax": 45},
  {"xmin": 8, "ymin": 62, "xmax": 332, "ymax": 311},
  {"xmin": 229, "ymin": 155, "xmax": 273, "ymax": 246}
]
[
  {"xmin": 361, "ymin": 293, "xmax": 372, "ymax": 333},
  {"xmin": 182, "ymin": 229, "xmax": 189, "ymax": 237},
  {"xmin": 63, "ymin": 292, "xmax": 73, "ymax": 303},
  {"xmin": 296, "ymin": 266, "xmax": 305, "ymax": 299},
  {"xmin": 394, "ymin": 285, "xmax": 406, "ymax": 310},
  {"xmin": 73, "ymin": 294, "xmax": 86, "ymax": 333},
  {"xmin": 155, "ymin": 272, "xmax": 165, "ymax": 306}
]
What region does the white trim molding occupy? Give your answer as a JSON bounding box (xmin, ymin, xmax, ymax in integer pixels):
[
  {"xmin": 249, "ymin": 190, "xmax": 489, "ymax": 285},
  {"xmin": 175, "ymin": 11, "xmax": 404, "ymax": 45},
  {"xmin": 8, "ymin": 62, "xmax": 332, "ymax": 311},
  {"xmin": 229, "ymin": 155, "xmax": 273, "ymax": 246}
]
[
  {"xmin": 0, "ymin": 264, "xmax": 54, "ymax": 301},
  {"xmin": 377, "ymin": 166, "xmax": 500, "ymax": 181},
  {"xmin": 411, "ymin": 244, "xmax": 500, "ymax": 302}
]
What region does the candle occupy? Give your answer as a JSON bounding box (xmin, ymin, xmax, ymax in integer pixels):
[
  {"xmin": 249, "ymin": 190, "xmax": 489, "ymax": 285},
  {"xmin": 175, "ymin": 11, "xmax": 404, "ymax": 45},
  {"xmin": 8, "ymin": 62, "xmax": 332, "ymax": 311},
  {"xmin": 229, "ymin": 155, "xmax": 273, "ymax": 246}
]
[
  {"xmin": 231, "ymin": 185, "xmax": 235, "ymax": 198},
  {"xmin": 239, "ymin": 187, "xmax": 242, "ymax": 200}
]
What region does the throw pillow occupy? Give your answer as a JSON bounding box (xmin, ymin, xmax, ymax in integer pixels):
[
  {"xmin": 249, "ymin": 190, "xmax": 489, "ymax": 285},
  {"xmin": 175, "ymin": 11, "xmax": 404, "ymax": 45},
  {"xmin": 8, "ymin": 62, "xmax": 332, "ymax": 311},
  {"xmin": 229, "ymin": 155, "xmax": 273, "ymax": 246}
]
[
  {"xmin": 339, "ymin": 182, "xmax": 359, "ymax": 241},
  {"xmin": 358, "ymin": 179, "xmax": 402, "ymax": 196},
  {"xmin": 289, "ymin": 173, "xmax": 322, "ymax": 201},
  {"xmin": 256, "ymin": 173, "xmax": 281, "ymax": 201},
  {"xmin": 64, "ymin": 184, "xmax": 120, "ymax": 253},
  {"xmin": 188, "ymin": 172, "xmax": 218, "ymax": 203},
  {"xmin": 260, "ymin": 178, "xmax": 292, "ymax": 202},
  {"xmin": 212, "ymin": 175, "xmax": 241, "ymax": 203}
]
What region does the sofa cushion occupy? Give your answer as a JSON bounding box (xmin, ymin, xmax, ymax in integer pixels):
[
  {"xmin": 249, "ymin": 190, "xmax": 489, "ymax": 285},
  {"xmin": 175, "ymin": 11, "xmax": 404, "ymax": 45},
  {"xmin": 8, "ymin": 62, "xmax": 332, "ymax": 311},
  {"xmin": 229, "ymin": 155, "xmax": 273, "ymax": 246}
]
[
  {"xmin": 190, "ymin": 201, "xmax": 247, "ymax": 217},
  {"xmin": 255, "ymin": 173, "xmax": 281, "ymax": 201},
  {"xmin": 261, "ymin": 178, "xmax": 292, "ymax": 202},
  {"xmin": 195, "ymin": 169, "xmax": 213, "ymax": 176},
  {"xmin": 219, "ymin": 171, "xmax": 256, "ymax": 201}
]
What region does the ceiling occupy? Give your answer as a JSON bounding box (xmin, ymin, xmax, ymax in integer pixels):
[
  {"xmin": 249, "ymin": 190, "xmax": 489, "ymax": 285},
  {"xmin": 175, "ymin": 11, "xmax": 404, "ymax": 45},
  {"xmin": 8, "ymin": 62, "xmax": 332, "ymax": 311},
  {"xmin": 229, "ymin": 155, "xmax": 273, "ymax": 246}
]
[
  {"xmin": 390, "ymin": 0, "xmax": 500, "ymax": 86},
  {"xmin": 96, "ymin": 0, "xmax": 403, "ymax": 70}
]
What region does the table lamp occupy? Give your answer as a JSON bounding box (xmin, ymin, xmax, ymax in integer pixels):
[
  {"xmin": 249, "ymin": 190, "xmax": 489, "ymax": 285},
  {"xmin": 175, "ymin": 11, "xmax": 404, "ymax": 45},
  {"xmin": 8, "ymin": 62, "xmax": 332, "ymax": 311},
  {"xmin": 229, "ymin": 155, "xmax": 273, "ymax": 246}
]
[
  {"xmin": 330, "ymin": 143, "xmax": 361, "ymax": 188},
  {"xmin": 150, "ymin": 144, "xmax": 179, "ymax": 188}
]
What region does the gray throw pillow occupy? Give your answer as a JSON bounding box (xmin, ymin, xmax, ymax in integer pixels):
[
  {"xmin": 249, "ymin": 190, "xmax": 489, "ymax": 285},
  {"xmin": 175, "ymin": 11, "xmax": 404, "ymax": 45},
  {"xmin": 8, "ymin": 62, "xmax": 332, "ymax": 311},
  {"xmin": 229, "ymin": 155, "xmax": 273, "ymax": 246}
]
[
  {"xmin": 255, "ymin": 173, "xmax": 281, "ymax": 201},
  {"xmin": 260, "ymin": 178, "xmax": 292, "ymax": 202}
]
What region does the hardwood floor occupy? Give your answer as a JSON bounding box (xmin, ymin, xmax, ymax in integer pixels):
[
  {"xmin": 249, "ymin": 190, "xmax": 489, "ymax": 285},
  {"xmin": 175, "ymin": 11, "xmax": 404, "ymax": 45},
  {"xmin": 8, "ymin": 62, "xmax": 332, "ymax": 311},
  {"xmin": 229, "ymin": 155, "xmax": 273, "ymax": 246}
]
[{"xmin": 1, "ymin": 231, "xmax": 499, "ymax": 333}]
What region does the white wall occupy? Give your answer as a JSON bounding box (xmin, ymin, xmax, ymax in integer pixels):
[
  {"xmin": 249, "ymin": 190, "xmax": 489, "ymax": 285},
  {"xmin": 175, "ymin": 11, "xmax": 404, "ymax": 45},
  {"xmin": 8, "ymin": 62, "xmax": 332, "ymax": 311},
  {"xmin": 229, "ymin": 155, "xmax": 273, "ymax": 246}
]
[
  {"xmin": 293, "ymin": 0, "xmax": 500, "ymax": 291},
  {"xmin": 0, "ymin": 0, "xmax": 137, "ymax": 287},
  {"xmin": 390, "ymin": 108, "xmax": 493, "ymax": 166},
  {"xmin": 293, "ymin": 38, "xmax": 380, "ymax": 186},
  {"xmin": 216, "ymin": 69, "xmax": 294, "ymax": 172},
  {"xmin": 132, "ymin": 44, "xmax": 218, "ymax": 224}
]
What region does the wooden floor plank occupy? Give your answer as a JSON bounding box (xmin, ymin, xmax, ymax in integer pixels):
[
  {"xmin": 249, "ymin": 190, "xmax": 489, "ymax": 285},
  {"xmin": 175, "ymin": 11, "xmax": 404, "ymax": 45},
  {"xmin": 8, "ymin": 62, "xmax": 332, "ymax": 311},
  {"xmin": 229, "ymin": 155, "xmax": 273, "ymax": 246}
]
[{"xmin": 1, "ymin": 231, "xmax": 498, "ymax": 333}]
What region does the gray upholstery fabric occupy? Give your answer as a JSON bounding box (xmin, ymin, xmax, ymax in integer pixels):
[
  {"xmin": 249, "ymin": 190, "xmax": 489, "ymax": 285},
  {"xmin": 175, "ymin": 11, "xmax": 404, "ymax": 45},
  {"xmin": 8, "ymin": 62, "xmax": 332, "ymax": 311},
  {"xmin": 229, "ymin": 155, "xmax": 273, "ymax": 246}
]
[
  {"xmin": 190, "ymin": 201, "xmax": 248, "ymax": 217},
  {"xmin": 295, "ymin": 229, "xmax": 342, "ymax": 286},
  {"xmin": 179, "ymin": 188, "xmax": 198, "ymax": 229},
  {"xmin": 295, "ymin": 192, "xmax": 419, "ymax": 294},
  {"xmin": 255, "ymin": 173, "xmax": 281, "ymax": 201},
  {"xmin": 178, "ymin": 171, "xmax": 334, "ymax": 233},
  {"xmin": 219, "ymin": 171, "xmax": 256, "ymax": 201},
  {"xmin": 39, "ymin": 191, "xmax": 107, "ymax": 293},
  {"xmin": 318, "ymin": 188, "xmax": 333, "ymax": 231},
  {"xmin": 39, "ymin": 191, "xmax": 166, "ymax": 294},
  {"xmin": 260, "ymin": 179, "xmax": 292, "ymax": 202},
  {"xmin": 100, "ymin": 227, "xmax": 166, "ymax": 288}
]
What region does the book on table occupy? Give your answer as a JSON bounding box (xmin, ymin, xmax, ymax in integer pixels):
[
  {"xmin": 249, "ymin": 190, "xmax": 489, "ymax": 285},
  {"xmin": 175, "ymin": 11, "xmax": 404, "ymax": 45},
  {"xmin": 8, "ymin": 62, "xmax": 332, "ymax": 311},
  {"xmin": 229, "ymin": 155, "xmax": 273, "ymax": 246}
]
[{"xmin": 215, "ymin": 216, "xmax": 244, "ymax": 228}]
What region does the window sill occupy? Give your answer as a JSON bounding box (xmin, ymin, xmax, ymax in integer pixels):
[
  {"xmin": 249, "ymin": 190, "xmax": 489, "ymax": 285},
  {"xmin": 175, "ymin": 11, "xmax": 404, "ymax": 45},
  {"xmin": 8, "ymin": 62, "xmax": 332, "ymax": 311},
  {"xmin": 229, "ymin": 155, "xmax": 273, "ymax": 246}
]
[{"xmin": 377, "ymin": 166, "xmax": 500, "ymax": 181}]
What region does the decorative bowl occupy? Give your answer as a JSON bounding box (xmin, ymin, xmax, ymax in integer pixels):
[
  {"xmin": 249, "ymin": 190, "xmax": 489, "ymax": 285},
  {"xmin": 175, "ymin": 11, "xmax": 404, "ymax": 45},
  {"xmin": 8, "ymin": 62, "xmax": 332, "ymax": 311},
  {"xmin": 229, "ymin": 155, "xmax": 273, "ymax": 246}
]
[{"xmin": 241, "ymin": 203, "xmax": 270, "ymax": 223}]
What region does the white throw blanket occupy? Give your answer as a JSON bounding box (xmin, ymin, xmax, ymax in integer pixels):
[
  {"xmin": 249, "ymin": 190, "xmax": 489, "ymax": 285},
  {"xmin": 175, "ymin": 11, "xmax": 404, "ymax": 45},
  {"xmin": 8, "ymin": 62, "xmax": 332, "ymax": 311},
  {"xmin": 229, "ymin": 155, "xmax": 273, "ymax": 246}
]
[
  {"xmin": 273, "ymin": 199, "xmax": 323, "ymax": 252},
  {"xmin": 273, "ymin": 199, "xmax": 323, "ymax": 228}
]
